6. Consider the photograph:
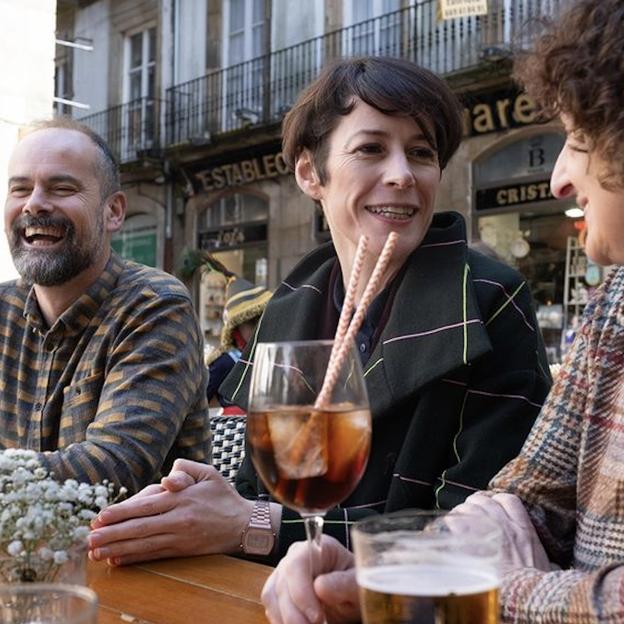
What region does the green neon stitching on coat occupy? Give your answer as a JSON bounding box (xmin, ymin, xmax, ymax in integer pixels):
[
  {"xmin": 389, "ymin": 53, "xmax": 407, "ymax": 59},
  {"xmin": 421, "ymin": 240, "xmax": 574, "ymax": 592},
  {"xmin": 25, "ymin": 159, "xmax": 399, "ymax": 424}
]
[
  {"xmin": 485, "ymin": 281, "xmax": 526, "ymax": 327},
  {"xmin": 463, "ymin": 263, "xmax": 469, "ymax": 365},
  {"xmin": 434, "ymin": 471, "xmax": 446, "ymax": 509},
  {"xmin": 231, "ymin": 310, "xmax": 265, "ymax": 401},
  {"xmin": 452, "ymin": 390, "xmax": 469, "ymax": 463},
  {"xmin": 435, "ymin": 389, "xmax": 468, "ymax": 507}
]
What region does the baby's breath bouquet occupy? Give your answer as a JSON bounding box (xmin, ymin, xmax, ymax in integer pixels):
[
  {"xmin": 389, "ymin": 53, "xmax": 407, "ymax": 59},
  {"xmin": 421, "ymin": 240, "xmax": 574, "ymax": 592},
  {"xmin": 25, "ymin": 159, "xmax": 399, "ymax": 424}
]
[{"xmin": 0, "ymin": 448, "xmax": 123, "ymax": 584}]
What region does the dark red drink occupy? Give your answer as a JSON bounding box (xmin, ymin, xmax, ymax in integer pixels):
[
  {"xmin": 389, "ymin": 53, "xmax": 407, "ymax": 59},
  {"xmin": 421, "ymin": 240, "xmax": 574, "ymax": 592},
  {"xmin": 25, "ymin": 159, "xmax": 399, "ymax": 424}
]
[{"xmin": 247, "ymin": 404, "xmax": 371, "ymax": 514}]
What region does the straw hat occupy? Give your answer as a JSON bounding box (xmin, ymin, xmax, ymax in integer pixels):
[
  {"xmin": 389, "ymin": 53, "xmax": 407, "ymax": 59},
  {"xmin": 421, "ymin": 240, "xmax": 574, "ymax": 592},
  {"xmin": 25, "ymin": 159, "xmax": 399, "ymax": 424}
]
[
  {"xmin": 219, "ymin": 274, "xmax": 272, "ymax": 354},
  {"xmin": 179, "ymin": 249, "xmax": 271, "ymax": 365}
]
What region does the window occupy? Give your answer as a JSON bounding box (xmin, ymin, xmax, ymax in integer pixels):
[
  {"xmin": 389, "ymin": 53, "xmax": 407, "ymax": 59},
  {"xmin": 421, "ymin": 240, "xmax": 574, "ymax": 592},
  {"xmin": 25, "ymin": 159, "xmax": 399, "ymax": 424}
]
[
  {"xmin": 197, "ymin": 192, "xmax": 269, "ymax": 347},
  {"xmin": 127, "ymin": 27, "xmax": 156, "ymax": 102},
  {"xmin": 343, "ymin": 0, "xmax": 400, "ymax": 56},
  {"xmin": 199, "ymin": 193, "xmax": 268, "ymax": 230},
  {"xmin": 123, "ymin": 26, "xmax": 157, "ymax": 159},
  {"xmin": 111, "ymin": 213, "xmax": 158, "ymax": 267},
  {"xmin": 222, "ymin": 0, "xmax": 266, "ymax": 130}
]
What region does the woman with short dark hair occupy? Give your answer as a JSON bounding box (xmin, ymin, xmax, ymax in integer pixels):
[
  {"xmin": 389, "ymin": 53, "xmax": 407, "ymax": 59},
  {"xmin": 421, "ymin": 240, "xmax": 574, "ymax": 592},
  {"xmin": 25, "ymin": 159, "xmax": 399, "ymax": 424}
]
[{"xmin": 221, "ymin": 55, "xmax": 549, "ymax": 559}]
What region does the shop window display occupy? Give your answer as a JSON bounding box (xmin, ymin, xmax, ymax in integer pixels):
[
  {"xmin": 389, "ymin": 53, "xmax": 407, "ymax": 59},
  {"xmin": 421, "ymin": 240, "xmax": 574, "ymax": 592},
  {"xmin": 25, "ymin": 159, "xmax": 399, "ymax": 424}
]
[
  {"xmin": 196, "ymin": 193, "xmax": 269, "ymax": 355},
  {"xmin": 478, "ymin": 210, "xmax": 598, "ymax": 363}
]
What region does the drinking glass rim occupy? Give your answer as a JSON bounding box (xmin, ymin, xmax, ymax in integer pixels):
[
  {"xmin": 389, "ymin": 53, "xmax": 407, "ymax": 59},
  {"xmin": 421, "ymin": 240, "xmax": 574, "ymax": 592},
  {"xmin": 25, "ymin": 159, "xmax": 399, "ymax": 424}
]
[
  {"xmin": 0, "ymin": 582, "xmax": 98, "ymax": 604},
  {"xmin": 352, "ymin": 508, "xmax": 502, "ymax": 544}
]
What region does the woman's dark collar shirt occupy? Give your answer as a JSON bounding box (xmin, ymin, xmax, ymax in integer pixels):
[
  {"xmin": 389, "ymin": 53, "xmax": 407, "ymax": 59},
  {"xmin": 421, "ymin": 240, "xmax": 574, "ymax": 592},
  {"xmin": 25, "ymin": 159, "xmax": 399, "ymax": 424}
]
[{"xmin": 332, "ymin": 270, "xmax": 393, "ymax": 366}]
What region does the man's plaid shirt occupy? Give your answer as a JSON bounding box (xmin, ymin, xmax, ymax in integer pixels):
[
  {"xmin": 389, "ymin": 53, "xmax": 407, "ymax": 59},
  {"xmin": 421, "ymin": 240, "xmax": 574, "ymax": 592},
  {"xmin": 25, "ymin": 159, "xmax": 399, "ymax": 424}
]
[{"xmin": 0, "ymin": 252, "xmax": 211, "ymax": 494}]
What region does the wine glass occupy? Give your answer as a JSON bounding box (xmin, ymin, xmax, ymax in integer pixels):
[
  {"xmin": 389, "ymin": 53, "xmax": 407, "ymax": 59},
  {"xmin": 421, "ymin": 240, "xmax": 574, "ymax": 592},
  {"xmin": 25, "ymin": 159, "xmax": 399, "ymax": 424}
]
[{"xmin": 247, "ymin": 339, "xmax": 371, "ymax": 577}]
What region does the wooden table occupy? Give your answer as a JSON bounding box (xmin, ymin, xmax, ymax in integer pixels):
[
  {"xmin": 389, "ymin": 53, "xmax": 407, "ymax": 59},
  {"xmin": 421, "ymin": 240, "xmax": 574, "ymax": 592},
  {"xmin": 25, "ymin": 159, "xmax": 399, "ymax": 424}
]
[{"xmin": 88, "ymin": 555, "xmax": 272, "ymax": 623}]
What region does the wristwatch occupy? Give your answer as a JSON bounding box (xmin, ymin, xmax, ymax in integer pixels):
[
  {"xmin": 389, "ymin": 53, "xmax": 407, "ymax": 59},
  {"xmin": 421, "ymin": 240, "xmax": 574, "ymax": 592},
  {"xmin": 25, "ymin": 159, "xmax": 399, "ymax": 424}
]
[{"xmin": 241, "ymin": 499, "xmax": 275, "ymax": 556}]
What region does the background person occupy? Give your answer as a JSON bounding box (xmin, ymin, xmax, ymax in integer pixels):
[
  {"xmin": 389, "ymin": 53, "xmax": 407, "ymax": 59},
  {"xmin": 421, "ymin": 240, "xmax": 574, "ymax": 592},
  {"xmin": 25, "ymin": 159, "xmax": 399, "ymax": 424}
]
[
  {"xmin": 261, "ymin": 1, "xmax": 624, "ymax": 622},
  {"xmin": 188, "ymin": 253, "xmax": 272, "ymax": 407},
  {"xmin": 88, "ymin": 56, "xmax": 550, "ymax": 567},
  {"xmin": 0, "ymin": 119, "xmax": 210, "ymax": 495}
]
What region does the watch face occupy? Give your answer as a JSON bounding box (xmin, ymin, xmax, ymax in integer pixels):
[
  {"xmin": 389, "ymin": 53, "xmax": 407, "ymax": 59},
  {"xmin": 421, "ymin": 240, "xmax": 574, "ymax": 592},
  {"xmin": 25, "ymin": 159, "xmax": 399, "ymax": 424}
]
[{"xmin": 243, "ymin": 528, "xmax": 274, "ymax": 556}]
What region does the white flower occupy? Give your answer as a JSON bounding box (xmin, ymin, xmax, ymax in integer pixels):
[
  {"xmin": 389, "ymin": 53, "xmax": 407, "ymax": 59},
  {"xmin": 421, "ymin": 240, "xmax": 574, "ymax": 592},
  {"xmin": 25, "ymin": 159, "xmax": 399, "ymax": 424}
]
[
  {"xmin": 0, "ymin": 449, "xmax": 120, "ymax": 582},
  {"xmin": 95, "ymin": 496, "xmax": 108, "ymax": 509},
  {"xmin": 7, "ymin": 540, "xmax": 23, "ymax": 556},
  {"xmin": 38, "ymin": 546, "xmax": 54, "ymax": 561},
  {"xmin": 73, "ymin": 526, "xmax": 90, "ymax": 541}
]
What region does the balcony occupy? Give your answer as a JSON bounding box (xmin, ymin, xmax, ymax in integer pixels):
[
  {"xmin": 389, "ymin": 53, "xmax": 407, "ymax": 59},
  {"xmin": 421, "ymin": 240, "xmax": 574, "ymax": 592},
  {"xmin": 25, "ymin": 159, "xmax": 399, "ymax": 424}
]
[
  {"xmin": 78, "ymin": 96, "xmax": 162, "ymax": 164},
  {"xmin": 166, "ymin": 0, "xmax": 571, "ymax": 147}
]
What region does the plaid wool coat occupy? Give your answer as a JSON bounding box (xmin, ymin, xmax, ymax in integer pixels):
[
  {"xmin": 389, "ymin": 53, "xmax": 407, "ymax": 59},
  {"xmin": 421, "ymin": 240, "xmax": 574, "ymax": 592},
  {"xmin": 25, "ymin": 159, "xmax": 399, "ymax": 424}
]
[
  {"xmin": 221, "ymin": 211, "xmax": 552, "ymax": 560},
  {"xmin": 491, "ymin": 265, "xmax": 624, "ymax": 623}
]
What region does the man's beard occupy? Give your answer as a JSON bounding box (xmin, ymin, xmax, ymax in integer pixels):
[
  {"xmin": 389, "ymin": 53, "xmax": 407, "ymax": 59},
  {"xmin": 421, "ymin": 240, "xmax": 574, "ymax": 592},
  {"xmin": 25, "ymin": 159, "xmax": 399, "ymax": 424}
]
[{"xmin": 9, "ymin": 214, "xmax": 105, "ymax": 287}]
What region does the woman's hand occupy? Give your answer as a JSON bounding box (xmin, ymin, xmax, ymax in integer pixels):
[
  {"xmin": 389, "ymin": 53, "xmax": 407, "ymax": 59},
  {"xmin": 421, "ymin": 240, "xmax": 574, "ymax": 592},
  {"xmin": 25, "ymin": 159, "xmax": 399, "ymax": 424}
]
[
  {"xmin": 453, "ymin": 491, "xmax": 551, "ymax": 573},
  {"xmin": 88, "ymin": 460, "xmax": 254, "ymax": 565},
  {"xmin": 262, "ymin": 536, "xmax": 360, "ymax": 624}
]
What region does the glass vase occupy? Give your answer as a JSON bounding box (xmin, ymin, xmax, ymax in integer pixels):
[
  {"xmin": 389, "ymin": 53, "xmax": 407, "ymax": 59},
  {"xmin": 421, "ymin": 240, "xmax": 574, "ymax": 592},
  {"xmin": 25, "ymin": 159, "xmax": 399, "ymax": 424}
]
[
  {"xmin": 0, "ymin": 583, "xmax": 97, "ymax": 624},
  {"xmin": 0, "ymin": 544, "xmax": 87, "ymax": 585}
]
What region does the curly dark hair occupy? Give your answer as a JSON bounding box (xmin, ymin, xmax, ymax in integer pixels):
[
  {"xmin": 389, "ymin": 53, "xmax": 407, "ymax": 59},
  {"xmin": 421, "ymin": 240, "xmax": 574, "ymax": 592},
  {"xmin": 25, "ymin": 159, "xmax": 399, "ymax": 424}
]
[
  {"xmin": 513, "ymin": 0, "xmax": 624, "ymax": 187},
  {"xmin": 282, "ymin": 57, "xmax": 463, "ymax": 184}
]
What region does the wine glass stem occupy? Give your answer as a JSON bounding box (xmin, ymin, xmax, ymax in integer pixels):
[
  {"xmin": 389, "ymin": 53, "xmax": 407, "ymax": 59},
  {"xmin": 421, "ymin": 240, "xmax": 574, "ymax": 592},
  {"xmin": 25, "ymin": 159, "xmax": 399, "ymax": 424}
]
[{"xmin": 303, "ymin": 514, "xmax": 325, "ymax": 578}]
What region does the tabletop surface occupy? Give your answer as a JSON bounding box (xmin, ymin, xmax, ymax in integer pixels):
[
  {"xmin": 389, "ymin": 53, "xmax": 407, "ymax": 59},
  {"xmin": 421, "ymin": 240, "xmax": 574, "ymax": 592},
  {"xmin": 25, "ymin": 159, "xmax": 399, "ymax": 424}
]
[{"xmin": 88, "ymin": 554, "xmax": 272, "ymax": 623}]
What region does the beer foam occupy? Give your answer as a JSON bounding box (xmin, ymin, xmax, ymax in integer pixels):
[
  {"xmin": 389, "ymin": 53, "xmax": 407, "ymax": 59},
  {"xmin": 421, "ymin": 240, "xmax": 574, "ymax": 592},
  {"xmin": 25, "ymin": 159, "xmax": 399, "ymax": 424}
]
[{"xmin": 358, "ymin": 564, "xmax": 499, "ymax": 597}]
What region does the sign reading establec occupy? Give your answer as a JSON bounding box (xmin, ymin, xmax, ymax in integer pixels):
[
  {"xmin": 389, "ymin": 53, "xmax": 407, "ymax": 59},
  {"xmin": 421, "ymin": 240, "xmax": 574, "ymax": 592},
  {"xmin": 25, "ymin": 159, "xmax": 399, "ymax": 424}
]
[
  {"xmin": 194, "ymin": 152, "xmax": 289, "ymax": 192},
  {"xmin": 438, "ymin": 0, "xmax": 488, "ymax": 20}
]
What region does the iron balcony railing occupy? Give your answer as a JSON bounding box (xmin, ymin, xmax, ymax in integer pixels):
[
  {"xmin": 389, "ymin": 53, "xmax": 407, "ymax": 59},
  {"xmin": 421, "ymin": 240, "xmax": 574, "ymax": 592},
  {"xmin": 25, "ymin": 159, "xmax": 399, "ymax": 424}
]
[
  {"xmin": 78, "ymin": 96, "xmax": 162, "ymax": 164},
  {"xmin": 166, "ymin": 0, "xmax": 570, "ymax": 146}
]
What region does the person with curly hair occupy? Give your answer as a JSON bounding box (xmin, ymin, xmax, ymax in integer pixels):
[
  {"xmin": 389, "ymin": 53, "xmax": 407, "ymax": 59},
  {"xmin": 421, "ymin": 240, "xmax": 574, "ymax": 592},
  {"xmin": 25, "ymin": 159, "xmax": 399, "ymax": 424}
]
[{"xmin": 259, "ymin": 1, "xmax": 624, "ymax": 622}]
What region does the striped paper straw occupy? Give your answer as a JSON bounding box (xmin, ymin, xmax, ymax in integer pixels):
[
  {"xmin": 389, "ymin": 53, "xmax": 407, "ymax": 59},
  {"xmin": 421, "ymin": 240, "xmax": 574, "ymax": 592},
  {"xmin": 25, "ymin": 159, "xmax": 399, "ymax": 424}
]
[{"xmin": 315, "ymin": 232, "xmax": 399, "ymax": 408}]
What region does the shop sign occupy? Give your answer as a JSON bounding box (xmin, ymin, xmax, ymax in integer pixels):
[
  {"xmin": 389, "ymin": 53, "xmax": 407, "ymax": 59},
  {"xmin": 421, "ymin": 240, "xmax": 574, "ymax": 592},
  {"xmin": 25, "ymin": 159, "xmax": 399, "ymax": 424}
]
[
  {"xmin": 476, "ymin": 179, "xmax": 553, "ymax": 211},
  {"xmin": 462, "ymin": 90, "xmax": 538, "ymax": 137},
  {"xmin": 438, "ymin": 0, "xmax": 488, "ymax": 20},
  {"xmin": 474, "ymin": 133, "xmax": 565, "ymax": 187},
  {"xmin": 198, "ymin": 222, "xmax": 268, "ymax": 251},
  {"xmin": 194, "ymin": 152, "xmax": 289, "ymax": 192}
]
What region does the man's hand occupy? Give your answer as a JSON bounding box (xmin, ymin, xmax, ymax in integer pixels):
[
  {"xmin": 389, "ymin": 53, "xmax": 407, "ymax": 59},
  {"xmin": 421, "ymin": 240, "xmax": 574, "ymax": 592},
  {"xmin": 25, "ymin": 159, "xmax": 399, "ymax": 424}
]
[
  {"xmin": 262, "ymin": 536, "xmax": 360, "ymax": 624},
  {"xmin": 88, "ymin": 460, "xmax": 254, "ymax": 565}
]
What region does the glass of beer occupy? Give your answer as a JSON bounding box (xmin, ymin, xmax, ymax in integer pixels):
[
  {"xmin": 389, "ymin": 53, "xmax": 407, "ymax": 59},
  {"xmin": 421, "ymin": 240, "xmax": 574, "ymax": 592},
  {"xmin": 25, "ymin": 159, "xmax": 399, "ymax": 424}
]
[
  {"xmin": 352, "ymin": 510, "xmax": 502, "ymax": 624},
  {"xmin": 247, "ymin": 340, "xmax": 371, "ymax": 572}
]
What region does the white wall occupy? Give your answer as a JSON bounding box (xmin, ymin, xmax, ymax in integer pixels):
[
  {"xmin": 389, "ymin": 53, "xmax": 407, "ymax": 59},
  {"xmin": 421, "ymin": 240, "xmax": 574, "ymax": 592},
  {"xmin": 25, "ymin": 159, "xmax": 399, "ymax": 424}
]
[
  {"xmin": 73, "ymin": 0, "xmax": 110, "ymax": 115},
  {"xmin": 0, "ymin": 0, "xmax": 56, "ymax": 283}
]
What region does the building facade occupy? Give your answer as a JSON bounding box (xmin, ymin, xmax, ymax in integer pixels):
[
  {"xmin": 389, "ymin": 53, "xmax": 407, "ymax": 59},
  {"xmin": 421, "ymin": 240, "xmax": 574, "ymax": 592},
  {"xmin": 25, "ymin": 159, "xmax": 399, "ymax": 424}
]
[{"xmin": 57, "ymin": 0, "xmax": 588, "ymax": 360}]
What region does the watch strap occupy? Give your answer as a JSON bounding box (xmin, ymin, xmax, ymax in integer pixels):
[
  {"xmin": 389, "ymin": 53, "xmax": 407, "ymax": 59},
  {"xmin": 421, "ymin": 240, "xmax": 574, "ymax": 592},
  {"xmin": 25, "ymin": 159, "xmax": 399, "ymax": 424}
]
[
  {"xmin": 241, "ymin": 499, "xmax": 276, "ymax": 556},
  {"xmin": 248, "ymin": 499, "xmax": 272, "ymax": 530}
]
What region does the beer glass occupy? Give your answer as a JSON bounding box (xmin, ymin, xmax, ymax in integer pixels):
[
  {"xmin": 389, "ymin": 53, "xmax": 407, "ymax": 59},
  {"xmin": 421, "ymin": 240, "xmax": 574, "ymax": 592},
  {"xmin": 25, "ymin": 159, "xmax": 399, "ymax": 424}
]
[
  {"xmin": 247, "ymin": 340, "xmax": 371, "ymax": 575},
  {"xmin": 352, "ymin": 510, "xmax": 502, "ymax": 624},
  {"xmin": 0, "ymin": 583, "xmax": 98, "ymax": 623}
]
